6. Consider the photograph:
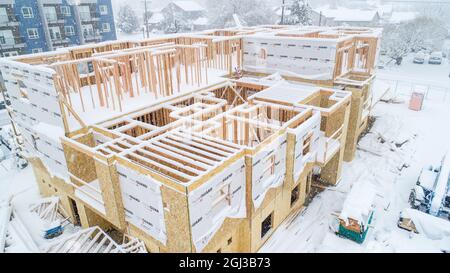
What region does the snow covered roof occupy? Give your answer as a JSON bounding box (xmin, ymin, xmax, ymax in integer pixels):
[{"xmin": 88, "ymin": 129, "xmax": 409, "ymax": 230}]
[
  {"xmin": 340, "ymin": 182, "xmax": 376, "ymax": 224},
  {"xmin": 171, "ymin": 1, "xmax": 205, "ymax": 12},
  {"xmin": 193, "ymin": 17, "xmax": 208, "ymax": 26},
  {"xmin": 314, "ymin": 6, "xmax": 379, "ymax": 22},
  {"xmin": 389, "ymin": 11, "xmax": 418, "ymax": 24},
  {"xmin": 149, "ymin": 12, "xmax": 164, "ymax": 24}
]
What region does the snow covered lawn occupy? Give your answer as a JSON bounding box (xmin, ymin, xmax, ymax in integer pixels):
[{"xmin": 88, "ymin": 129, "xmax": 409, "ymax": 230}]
[{"xmin": 260, "ymin": 88, "xmax": 450, "ymax": 253}]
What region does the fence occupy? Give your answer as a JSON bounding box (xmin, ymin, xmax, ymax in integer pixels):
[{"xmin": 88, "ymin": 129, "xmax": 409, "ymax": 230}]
[{"xmin": 376, "ymin": 75, "xmax": 450, "ymax": 103}]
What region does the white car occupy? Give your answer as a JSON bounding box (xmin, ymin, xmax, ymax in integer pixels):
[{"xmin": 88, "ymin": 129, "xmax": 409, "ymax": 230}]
[
  {"xmin": 428, "ymin": 52, "xmax": 443, "ymax": 65},
  {"xmin": 413, "ymin": 52, "xmax": 426, "ymax": 64}
]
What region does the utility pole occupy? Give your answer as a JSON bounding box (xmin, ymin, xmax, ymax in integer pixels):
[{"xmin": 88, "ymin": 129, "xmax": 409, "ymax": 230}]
[
  {"xmin": 280, "ymin": 0, "xmax": 286, "ymax": 25},
  {"xmin": 319, "ymin": 11, "xmax": 322, "ymax": 26},
  {"xmin": 143, "ymin": 0, "xmax": 150, "ymax": 38}
]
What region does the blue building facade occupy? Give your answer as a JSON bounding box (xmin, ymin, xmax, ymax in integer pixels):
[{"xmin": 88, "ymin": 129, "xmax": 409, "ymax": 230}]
[
  {"xmin": 97, "ymin": 0, "xmax": 116, "ymax": 42},
  {"xmin": 14, "ymin": 0, "xmax": 49, "ymax": 54},
  {"xmin": 0, "ymin": 0, "xmax": 116, "ymax": 57}
]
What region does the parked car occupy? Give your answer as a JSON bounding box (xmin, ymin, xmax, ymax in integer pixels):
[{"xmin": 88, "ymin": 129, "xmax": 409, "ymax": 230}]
[
  {"xmin": 413, "ymin": 52, "xmax": 426, "ymax": 64},
  {"xmin": 428, "ymin": 52, "xmax": 443, "ymax": 64}
]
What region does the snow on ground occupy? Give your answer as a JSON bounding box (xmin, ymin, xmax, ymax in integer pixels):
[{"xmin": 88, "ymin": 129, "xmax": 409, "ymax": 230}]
[
  {"xmin": 260, "ymin": 88, "xmax": 450, "ymax": 253},
  {"xmin": 116, "ymin": 31, "xmax": 163, "ymax": 41},
  {"xmin": 0, "ymin": 143, "xmax": 80, "ymax": 253},
  {"xmin": 378, "ymin": 53, "xmax": 450, "ymax": 87},
  {"xmin": 116, "ymin": 31, "xmax": 147, "ymax": 41}
]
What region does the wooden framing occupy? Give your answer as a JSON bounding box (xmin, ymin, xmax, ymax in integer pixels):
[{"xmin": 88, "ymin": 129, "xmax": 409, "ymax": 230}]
[{"xmin": 0, "ymin": 25, "xmax": 381, "ymax": 253}]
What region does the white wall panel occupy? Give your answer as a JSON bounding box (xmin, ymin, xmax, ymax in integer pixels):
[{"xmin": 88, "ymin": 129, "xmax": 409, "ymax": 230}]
[
  {"xmin": 188, "ymin": 158, "xmax": 246, "ymax": 252},
  {"xmin": 116, "ymin": 164, "xmax": 167, "ymax": 245},
  {"xmin": 251, "ymin": 133, "xmax": 287, "ymax": 209}
]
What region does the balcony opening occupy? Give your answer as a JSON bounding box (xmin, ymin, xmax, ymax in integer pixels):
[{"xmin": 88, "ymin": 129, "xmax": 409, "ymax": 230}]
[
  {"xmin": 291, "ymin": 185, "xmax": 300, "ymax": 207},
  {"xmin": 261, "ymin": 212, "xmax": 273, "ymax": 239}
]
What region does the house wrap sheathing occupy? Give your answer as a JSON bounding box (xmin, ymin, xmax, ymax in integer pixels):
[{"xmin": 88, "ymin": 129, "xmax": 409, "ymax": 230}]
[{"xmin": 0, "ymin": 25, "xmax": 381, "ymax": 252}]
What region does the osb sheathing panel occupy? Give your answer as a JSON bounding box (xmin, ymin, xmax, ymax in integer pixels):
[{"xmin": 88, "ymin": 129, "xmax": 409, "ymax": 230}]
[
  {"xmin": 343, "ymin": 88, "xmax": 364, "ymax": 162},
  {"xmin": 127, "ymin": 190, "xmax": 247, "ymax": 253},
  {"xmin": 249, "ymin": 162, "xmax": 312, "ymax": 252},
  {"xmin": 321, "ymin": 103, "xmax": 351, "ymax": 185},
  {"xmin": 94, "ymin": 159, "xmax": 126, "ymax": 230},
  {"xmin": 127, "ymin": 223, "xmax": 161, "ymax": 253},
  {"xmin": 76, "ymin": 201, "xmax": 116, "ymax": 232},
  {"xmin": 306, "ymin": 93, "xmax": 322, "ymax": 108},
  {"xmin": 29, "ymin": 157, "xmax": 78, "ymax": 224},
  {"xmin": 342, "ymin": 80, "xmax": 373, "ymax": 162},
  {"xmin": 62, "ymin": 133, "xmax": 97, "ymax": 183},
  {"xmin": 240, "ymin": 138, "xmax": 313, "ymax": 252},
  {"xmin": 30, "ymin": 157, "xmax": 75, "ymax": 196},
  {"xmin": 128, "ymin": 183, "xmax": 192, "ymax": 253},
  {"xmin": 321, "ymin": 148, "xmax": 342, "ymax": 184},
  {"xmin": 324, "ymin": 103, "xmax": 347, "ymax": 137},
  {"xmin": 250, "ymin": 187, "xmax": 279, "ymax": 252},
  {"xmin": 294, "ymin": 162, "xmax": 314, "ymax": 206},
  {"xmin": 200, "ymin": 218, "xmax": 247, "ymax": 253},
  {"xmin": 159, "ymin": 185, "xmax": 191, "ymax": 252}
]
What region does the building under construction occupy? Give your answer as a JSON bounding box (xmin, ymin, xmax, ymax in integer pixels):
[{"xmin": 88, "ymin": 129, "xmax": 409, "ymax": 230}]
[{"xmin": 0, "ymin": 25, "xmax": 382, "ymax": 252}]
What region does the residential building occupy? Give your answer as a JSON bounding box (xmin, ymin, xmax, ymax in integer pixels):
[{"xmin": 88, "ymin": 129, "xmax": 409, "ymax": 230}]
[
  {"xmin": 0, "ymin": 25, "xmax": 382, "ymax": 252},
  {"xmin": 161, "ymin": 0, "xmax": 207, "ymax": 32},
  {"xmin": 0, "ymin": 0, "xmax": 116, "ymax": 57},
  {"xmin": 311, "ymin": 6, "xmax": 381, "ymax": 27}
]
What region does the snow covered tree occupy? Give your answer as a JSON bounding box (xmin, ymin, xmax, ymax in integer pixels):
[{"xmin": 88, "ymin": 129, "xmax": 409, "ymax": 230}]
[
  {"xmin": 382, "ymin": 16, "xmax": 448, "ymax": 65},
  {"xmin": 161, "ymin": 4, "xmax": 190, "ymax": 33},
  {"xmin": 285, "ymin": 0, "xmax": 312, "ymax": 26},
  {"xmin": 206, "ymin": 0, "xmax": 276, "ymax": 28},
  {"xmin": 116, "ymin": 5, "xmax": 140, "ymax": 34}
]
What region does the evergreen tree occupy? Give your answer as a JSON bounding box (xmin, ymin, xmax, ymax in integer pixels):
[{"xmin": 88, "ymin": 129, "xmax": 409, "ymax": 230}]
[
  {"xmin": 117, "ymin": 5, "xmax": 140, "ymax": 34},
  {"xmin": 286, "ymin": 0, "xmax": 312, "ymax": 26}
]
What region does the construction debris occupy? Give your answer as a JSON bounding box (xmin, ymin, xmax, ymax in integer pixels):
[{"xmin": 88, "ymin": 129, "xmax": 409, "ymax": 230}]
[
  {"xmin": 121, "ymin": 234, "xmax": 147, "ymax": 253},
  {"xmin": 43, "ymin": 226, "xmax": 124, "ymax": 253}
]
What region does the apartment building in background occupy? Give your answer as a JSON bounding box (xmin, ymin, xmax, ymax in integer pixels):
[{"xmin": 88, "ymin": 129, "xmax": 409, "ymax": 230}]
[{"xmin": 0, "ymin": 0, "xmax": 116, "ymax": 57}]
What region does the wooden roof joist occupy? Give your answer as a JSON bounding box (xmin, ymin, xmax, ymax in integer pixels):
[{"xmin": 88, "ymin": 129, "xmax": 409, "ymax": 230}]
[
  {"xmin": 150, "ymin": 141, "xmax": 218, "ymax": 166},
  {"xmin": 144, "ymin": 143, "xmax": 212, "ymax": 170},
  {"xmin": 123, "ymin": 142, "xmax": 228, "ymax": 184},
  {"xmin": 223, "ymin": 114, "xmax": 282, "ymax": 131},
  {"xmin": 157, "ymin": 137, "xmax": 225, "ymax": 162},
  {"xmin": 114, "ymin": 128, "xmax": 243, "ymax": 183},
  {"xmin": 166, "ymin": 133, "xmax": 233, "ymax": 157},
  {"xmin": 172, "ymin": 131, "xmax": 238, "ymax": 154},
  {"xmin": 133, "ymin": 147, "xmax": 204, "ymax": 176},
  {"xmin": 178, "ymin": 129, "xmax": 244, "ymax": 150},
  {"xmin": 126, "ymin": 151, "xmax": 195, "ymax": 183}
]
